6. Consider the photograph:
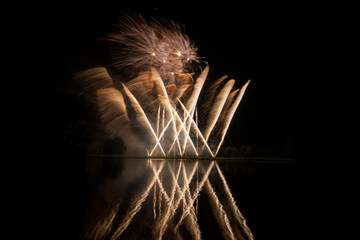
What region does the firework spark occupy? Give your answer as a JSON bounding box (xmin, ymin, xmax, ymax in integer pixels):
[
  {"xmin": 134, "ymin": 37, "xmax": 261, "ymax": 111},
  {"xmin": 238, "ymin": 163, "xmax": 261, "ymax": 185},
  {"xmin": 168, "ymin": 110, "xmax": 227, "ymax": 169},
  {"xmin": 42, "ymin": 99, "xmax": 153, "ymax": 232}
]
[
  {"xmin": 202, "ymin": 78, "xmax": 235, "ymax": 143},
  {"xmin": 106, "ymin": 15, "xmax": 200, "ymax": 86},
  {"xmin": 214, "ymin": 80, "xmax": 250, "ymax": 156}
]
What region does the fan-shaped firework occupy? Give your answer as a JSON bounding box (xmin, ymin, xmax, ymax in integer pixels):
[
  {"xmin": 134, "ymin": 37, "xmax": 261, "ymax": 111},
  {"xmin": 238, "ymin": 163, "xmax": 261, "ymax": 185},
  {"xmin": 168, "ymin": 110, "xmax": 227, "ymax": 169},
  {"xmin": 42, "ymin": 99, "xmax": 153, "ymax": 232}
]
[
  {"xmin": 74, "ymin": 15, "xmax": 250, "ymax": 157},
  {"xmin": 75, "ymin": 14, "xmax": 255, "ymax": 240}
]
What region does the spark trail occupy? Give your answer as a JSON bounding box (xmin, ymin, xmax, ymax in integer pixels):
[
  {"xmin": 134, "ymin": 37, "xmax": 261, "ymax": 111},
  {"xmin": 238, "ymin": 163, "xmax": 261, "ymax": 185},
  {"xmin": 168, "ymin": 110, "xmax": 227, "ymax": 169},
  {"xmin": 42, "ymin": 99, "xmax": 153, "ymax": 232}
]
[
  {"xmin": 121, "ymin": 83, "xmax": 166, "ymax": 156},
  {"xmin": 202, "ymin": 79, "xmax": 235, "ymax": 144},
  {"xmin": 177, "ymin": 99, "xmax": 214, "ymax": 157},
  {"xmin": 181, "ymin": 66, "xmax": 209, "ymax": 153},
  {"xmin": 151, "ymin": 68, "xmax": 182, "ymax": 153},
  {"xmin": 214, "ymin": 80, "xmax": 250, "ymax": 156},
  {"xmin": 167, "ymin": 105, "xmax": 199, "ymax": 156}
]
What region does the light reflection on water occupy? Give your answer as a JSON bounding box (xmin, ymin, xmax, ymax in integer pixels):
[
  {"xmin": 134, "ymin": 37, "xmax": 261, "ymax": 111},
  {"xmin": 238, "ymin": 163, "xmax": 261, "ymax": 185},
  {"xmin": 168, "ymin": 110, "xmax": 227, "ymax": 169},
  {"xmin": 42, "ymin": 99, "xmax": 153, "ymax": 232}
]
[
  {"xmin": 79, "ymin": 157, "xmax": 266, "ymax": 240},
  {"xmin": 79, "ymin": 157, "xmax": 293, "ymax": 239}
]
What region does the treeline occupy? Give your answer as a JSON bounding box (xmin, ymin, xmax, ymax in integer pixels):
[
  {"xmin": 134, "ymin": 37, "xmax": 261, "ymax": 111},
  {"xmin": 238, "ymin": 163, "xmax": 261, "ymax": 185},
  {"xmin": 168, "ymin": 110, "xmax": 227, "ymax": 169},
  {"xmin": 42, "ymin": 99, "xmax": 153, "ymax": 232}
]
[
  {"xmin": 217, "ymin": 145, "xmax": 292, "ymax": 158},
  {"xmin": 87, "ymin": 137, "xmax": 126, "ymax": 157}
]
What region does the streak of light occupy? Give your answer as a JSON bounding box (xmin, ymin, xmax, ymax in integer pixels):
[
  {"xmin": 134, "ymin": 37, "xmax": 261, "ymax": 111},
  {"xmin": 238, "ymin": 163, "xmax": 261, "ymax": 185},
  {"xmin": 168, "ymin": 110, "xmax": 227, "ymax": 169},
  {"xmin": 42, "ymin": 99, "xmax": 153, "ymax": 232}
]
[
  {"xmin": 149, "ymin": 111, "xmax": 176, "ymax": 156},
  {"xmin": 151, "ymin": 68, "xmax": 182, "ymax": 153},
  {"xmin": 96, "ymin": 88, "xmax": 130, "ymax": 138},
  {"xmin": 214, "ymin": 80, "xmax": 250, "ymax": 156},
  {"xmin": 177, "ymin": 99, "xmax": 214, "ymax": 157},
  {"xmin": 202, "ymin": 79, "xmax": 235, "ymax": 144},
  {"xmin": 121, "ymin": 83, "xmax": 166, "ymax": 156},
  {"xmin": 182, "ymin": 66, "xmax": 209, "ymax": 152},
  {"xmin": 166, "ymin": 106, "xmax": 199, "ymax": 156}
]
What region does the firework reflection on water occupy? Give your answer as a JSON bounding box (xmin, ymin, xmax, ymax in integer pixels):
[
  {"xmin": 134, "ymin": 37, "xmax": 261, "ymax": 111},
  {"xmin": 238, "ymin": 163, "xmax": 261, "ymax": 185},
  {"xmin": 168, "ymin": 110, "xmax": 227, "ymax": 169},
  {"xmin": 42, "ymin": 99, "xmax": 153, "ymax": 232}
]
[{"xmin": 80, "ymin": 158, "xmax": 254, "ymax": 240}]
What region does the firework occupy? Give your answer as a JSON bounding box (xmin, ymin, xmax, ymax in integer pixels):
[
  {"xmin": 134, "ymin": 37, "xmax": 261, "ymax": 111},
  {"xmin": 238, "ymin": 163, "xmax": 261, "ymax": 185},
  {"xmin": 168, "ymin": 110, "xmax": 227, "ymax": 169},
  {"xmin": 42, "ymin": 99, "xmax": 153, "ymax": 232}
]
[
  {"xmin": 76, "ymin": 14, "xmax": 255, "ymax": 240},
  {"xmin": 74, "ymin": 15, "xmax": 250, "ymax": 157},
  {"xmin": 106, "ymin": 15, "xmax": 200, "ymax": 86}
]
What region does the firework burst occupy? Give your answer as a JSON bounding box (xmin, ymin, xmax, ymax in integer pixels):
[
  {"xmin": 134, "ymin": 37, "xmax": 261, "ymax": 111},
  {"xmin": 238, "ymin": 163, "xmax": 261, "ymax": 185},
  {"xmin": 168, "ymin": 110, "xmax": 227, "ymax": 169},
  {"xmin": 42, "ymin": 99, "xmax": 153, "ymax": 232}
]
[{"xmin": 106, "ymin": 15, "xmax": 200, "ymax": 86}]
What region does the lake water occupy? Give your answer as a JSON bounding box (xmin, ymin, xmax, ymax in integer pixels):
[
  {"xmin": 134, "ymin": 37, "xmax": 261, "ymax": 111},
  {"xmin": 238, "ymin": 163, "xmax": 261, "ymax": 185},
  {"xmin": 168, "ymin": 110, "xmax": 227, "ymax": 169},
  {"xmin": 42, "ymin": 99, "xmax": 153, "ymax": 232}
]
[{"xmin": 48, "ymin": 156, "xmax": 344, "ymax": 240}]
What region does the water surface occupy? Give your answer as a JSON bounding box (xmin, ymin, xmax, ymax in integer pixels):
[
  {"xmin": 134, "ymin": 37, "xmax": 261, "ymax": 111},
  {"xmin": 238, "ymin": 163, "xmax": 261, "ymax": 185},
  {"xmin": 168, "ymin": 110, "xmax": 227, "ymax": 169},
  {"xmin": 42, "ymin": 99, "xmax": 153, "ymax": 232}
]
[{"xmin": 76, "ymin": 157, "xmax": 299, "ymax": 240}]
